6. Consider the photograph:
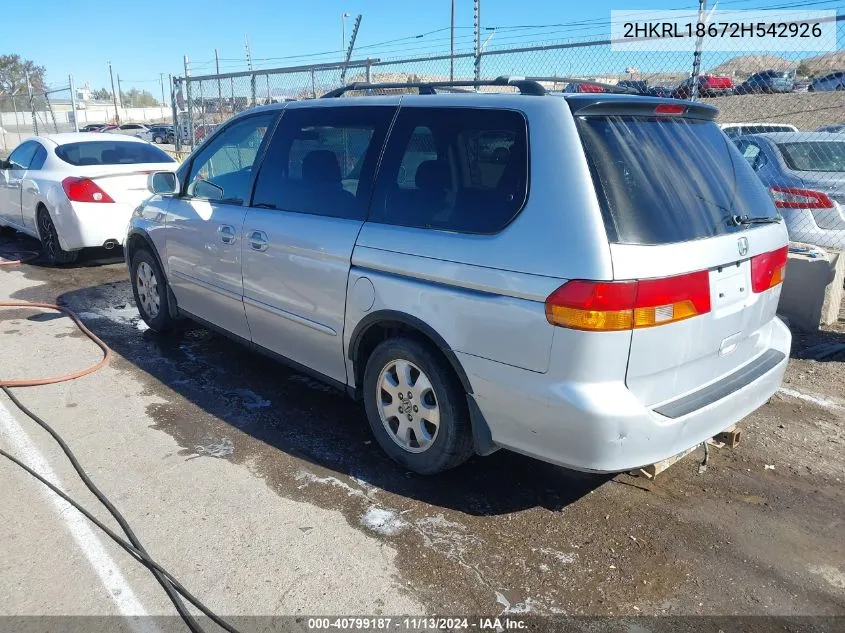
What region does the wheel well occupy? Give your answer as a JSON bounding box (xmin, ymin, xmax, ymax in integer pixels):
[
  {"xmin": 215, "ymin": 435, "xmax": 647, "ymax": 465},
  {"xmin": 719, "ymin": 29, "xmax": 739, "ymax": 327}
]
[
  {"xmin": 126, "ymin": 232, "xmax": 168, "ymax": 283},
  {"xmin": 350, "ymin": 317, "xmax": 472, "ymax": 397}
]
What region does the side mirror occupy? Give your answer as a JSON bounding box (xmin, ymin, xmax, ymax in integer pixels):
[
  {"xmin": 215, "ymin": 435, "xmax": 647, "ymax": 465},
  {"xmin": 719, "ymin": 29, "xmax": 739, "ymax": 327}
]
[{"xmin": 148, "ymin": 171, "xmax": 179, "ymax": 195}]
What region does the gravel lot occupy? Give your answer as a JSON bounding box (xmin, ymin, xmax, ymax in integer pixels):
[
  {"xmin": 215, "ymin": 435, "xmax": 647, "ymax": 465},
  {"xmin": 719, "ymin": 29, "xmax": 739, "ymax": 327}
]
[{"xmin": 0, "ymin": 232, "xmax": 843, "ymax": 628}]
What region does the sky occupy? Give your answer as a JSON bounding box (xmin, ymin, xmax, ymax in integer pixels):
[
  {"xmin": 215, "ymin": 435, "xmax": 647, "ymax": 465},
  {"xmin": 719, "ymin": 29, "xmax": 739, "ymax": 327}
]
[{"xmin": 3, "ymin": 0, "xmax": 842, "ymax": 96}]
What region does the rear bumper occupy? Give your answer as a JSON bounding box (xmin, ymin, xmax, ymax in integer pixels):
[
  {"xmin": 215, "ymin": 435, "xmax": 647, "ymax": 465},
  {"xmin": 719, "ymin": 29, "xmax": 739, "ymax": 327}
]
[
  {"xmin": 461, "ymin": 317, "xmax": 791, "ymax": 473},
  {"xmin": 52, "ymin": 200, "xmax": 134, "ymax": 251}
]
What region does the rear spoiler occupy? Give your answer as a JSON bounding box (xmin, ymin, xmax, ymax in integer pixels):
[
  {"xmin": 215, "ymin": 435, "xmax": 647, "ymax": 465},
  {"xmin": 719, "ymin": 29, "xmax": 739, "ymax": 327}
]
[{"xmin": 564, "ymin": 95, "xmax": 718, "ymax": 121}]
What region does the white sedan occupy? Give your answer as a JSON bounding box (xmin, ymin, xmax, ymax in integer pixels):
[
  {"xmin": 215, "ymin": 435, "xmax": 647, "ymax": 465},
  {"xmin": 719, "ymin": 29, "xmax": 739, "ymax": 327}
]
[{"xmin": 0, "ymin": 133, "xmax": 177, "ymax": 265}]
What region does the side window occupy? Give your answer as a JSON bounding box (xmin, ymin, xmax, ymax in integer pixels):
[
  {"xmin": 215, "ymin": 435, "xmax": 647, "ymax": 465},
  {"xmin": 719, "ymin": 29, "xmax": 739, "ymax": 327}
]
[
  {"xmin": 740, "ymin": 142, "xmax": 767, "ymax": 171},
  {"xmin": 7, "ymin": 142, "xmax": 38, "ymax": 170},
  {"xmin": 251, "ymin": 106, "xmax": 396, "ymax": 220},
  {"xmin": 370, "ymin": 107, "xmax": 529, "ymax": 234},
  {"xmin": 186, "ymin": 113, "xmax": 276, "ymax": 204},
  {"xmin": 29, "ymin": 144, "xmax": 48, "ymax": 170}
]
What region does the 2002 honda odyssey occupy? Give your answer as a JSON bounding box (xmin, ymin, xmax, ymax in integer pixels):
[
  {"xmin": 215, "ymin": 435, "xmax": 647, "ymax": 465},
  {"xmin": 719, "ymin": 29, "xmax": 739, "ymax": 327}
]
[{"xmin": 126, "ymin": 77, "xmax": 791, "ymax": 475}]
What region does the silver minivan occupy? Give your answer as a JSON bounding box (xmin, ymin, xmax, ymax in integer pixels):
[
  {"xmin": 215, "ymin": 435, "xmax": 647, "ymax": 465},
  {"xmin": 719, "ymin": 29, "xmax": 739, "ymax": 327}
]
[{"xmin": 127, "ymin": 78, "xmax": 791, "ymax": 475}]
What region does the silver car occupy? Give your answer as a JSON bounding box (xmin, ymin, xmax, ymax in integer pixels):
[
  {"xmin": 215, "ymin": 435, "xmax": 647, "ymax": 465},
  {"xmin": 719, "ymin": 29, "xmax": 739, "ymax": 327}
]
[
  {"xmin": 126, "ymin": 80, "xmax": 791, "ymax": 474},
  {"xmin": 732, "ymin": 132, "xmax": 845, "ymax": 249}
]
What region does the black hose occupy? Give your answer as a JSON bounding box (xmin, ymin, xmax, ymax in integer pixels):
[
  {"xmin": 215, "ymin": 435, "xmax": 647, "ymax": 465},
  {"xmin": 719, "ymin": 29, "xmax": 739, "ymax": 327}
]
[{"xmin": 1, "ymin": 386, "xmax": 241, "ymax": 633}]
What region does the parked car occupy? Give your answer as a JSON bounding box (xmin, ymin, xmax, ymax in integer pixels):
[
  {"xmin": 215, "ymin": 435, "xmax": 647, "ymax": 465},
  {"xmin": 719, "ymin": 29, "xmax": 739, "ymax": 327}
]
[
  {"xmin": 672, "ymin": 75, "xmax": 733, "ymax": 98},
  {"xmin": 809, "ymin": 71, "xmax": 845, "ymax": 92},
  {"xmin": 126, "ymin": 84, "xmax": 791, "ymax": 476},
  {"xmin": 107, "ymin": 123, "xmax": 150, "ymax": 136},
  {"xmin": 720, "ymin": 122, "xmax": 798, "ymax": 139},
  {"xmin": 792, "ymin": 79, "xmax": 812, "ymax": 93},
  {"xmin": 732, "ymin": 132, "xmax": 845, "ymax": 249},
  {"xmin": 79, "ymin": 123, "xmax": 105, "ymax": 132},
  {"xmin": 816, "ymin": 124, "xmax": 845, "ymax": 134},
  {"xmin": 97, "ymin": 124, "xmax": 119, "ymax": 133},
  {"xmin": 0, "ymin": 134, "xmax": 176, "ymax": 265},
  {"xmin": 645, "ymin": 85, "xmax": 673, "ymax": 98},
  {"xmin": 137, "ymin": 125, "xmax": 176, "ymax": 144},
  {"xmin": 734, "ymin": 70, "xmax": 794, "ymax": 95},
  {"xmin": 616, "ymin": 80, "xmax": 648, "ymax": 94},
  {"xmin": 562, "ymin": 82, "xmax": 605, "ymax": 93}
]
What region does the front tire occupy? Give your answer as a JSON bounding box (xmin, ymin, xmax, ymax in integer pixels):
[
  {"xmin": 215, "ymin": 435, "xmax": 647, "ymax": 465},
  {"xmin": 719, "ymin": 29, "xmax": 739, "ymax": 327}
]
[
  {"xmin": 153, "ymin": 135, "xmax": 163, "ymax": 144},
  {"xmin": 363, "ymin": 337, "xmax": 474, "ymax": 474},
  {"xmin": 130, "ymin": 248, "xmax": 174, "ymax": 332},
  {"xmin": 37, "ymin": 208, "xmax": 79, "ymax": 265}
]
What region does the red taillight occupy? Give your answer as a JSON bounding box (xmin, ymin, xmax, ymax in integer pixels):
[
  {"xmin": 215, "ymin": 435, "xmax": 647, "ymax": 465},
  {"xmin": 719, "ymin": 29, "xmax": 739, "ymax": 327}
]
[
  {"xmin": 62, "ymin": 177, "xmax": 114, "ymax": 203},
  {"xmin": 545, "ymin": 271, "xmax": 711, "ymax": 331},
  {"xmin": 654, "ymin": 103, "xmax": 686, "ymax": 115},
  {"xmin": 770, "ymin": 186, "xmax": 833, "ymax": 209},
  {"xmin": 751, "ymin": 246, "xmax": 788, "ymax": 293}
]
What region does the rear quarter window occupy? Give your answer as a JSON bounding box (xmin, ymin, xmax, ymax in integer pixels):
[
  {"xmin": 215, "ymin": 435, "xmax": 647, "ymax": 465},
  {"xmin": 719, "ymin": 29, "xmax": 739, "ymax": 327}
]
[
  {"xmin": 56, "ymin": 141, "xmax": 175, "ymax": 166},
  {"xmin": 369, "ymin": 107, "xmax": 528, "ymax": 234},
  {"xmin": 577, "ymin": 115, "xmax": 776, "ymax": 245}
]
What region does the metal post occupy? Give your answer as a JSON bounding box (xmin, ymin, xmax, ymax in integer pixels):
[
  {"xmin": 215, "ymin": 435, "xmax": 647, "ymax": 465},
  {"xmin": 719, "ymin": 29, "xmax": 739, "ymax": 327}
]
[
  {"xmin": 366, "ymin": 60, "xmax": 372, "ymax": 83},
  {"xmin": 342, "ymin": 12, "xmax": 350, "ymax": 53},
  {"xmin": 117, "ymin": 74, "xmax": 124, "ymax": 111},
  {"xmin": 311, "ymin": 69, "xmax": 317, "ymax": 99},
  {"xmin": 184, "ymin": 55, "xmax": 193, "ymax": 148},
  {"xmin": 171, "ymin": 75, "xmax": 180, "ymax": 152},
  {"xmin": 215, "ymin": 49, "xmax": 223, "ymax": 118},
  {"xmin": 108, "ymin": 61, "xmax": 119, "ymax": 123},
  {"xmin": 250, "ymin": 73, "xmax": 257, "ymax": 107},
  {"xmin": 245, "ymin": 36, "xmax": 253, "ymax": 71},
  {"xmin": 450, "ymin": 0, "xmax": 455, "ymax": 81},
  {"xmin": 69, "ymin": 75, "xmax": 79, "ymax": 132},
  {"xmin": 24, "ymin": 69, "xmax": 38, "ymax": 136},
  {"xmin": 473, "ymin": 0, "xmax": 482, "ymax": 81},
  {"xmin": 11, "ymin": 92, "xmax": 21, "ymax": 145},
  {"xmin": 691, "ymin": 0, "xmax": 707, "ymax": 102},
  {"xmin": 160, "ymin": 73, "xmax": 166, "ymax": 120}
]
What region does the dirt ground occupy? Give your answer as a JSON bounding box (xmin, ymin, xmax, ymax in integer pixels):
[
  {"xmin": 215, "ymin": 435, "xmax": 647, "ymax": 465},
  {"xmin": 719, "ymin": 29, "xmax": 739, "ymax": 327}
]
[{"xmin": 0, "ymin": 232, "xmax": 843, "ymax": 626}]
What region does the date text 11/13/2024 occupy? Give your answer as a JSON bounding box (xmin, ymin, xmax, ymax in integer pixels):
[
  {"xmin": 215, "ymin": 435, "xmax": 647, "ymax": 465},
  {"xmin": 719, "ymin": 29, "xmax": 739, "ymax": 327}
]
[{"xmin": 306, "ymin": 616, "xmax": 528, "ymax": 630}]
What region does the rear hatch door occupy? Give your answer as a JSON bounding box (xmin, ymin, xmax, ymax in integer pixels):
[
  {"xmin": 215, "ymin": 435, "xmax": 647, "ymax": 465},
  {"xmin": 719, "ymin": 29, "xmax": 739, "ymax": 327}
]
[{"xmin": 574, "ymin": 99, "xmax": 788, "ymax": 407}]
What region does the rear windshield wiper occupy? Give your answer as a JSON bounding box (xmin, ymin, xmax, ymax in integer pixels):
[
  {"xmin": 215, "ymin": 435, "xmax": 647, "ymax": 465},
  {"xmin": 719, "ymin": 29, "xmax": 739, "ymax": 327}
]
[{"xmin": 730, "ymin": 214, "xmax": 782, "ymax": 226}]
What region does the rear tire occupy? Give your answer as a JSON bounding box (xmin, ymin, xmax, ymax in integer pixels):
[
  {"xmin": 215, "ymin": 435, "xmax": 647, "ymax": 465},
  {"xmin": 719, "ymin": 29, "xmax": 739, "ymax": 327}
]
[
  {"xmin": 153, "ymin": 135, "xmax": 163, "ymax": 144},
  {"xmin": 130, "ymin": 248, "xmax": 174, "ymax": 332},
  {"xmin": 363, "ymin": 337, "xmax": 474, "ymax": 474},
  {"xmin": 37, "ymin": 207, "xmax": 78, "ymax": 266}
]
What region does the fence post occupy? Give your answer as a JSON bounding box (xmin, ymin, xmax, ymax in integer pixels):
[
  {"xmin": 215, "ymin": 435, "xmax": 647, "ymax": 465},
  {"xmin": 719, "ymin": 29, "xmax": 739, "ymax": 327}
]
[
  {"xmin": 250, "ymin": 72, "xmax": 257, "ymax": 107},
  {"xmin": 45, "ymin": 91, "xmax": 59, "ymax": 134},
  {"xmin": 366, "ymin": 59, "xmax": 372, "ymax": 83},
  {"xmin": 690, "ymin": 0, "xmax": 707, "ymax": 101},
  {"xmin": 11, "ymin": 93, "xmax": 21, "ymax": 145},
  {"xmin": 68, "ymin": 75, "xmax": 79, "ymax": 132},
  {"xmin": 171, "ymin": 75, "xmax": 180, "ymax": 152},
  {"xmin": 24, "ymin": 69, "xmax": 38, "ymax": 136},
  {"xmin": 473, "ymin": 0, "xmax": 482, "ymax": 81},
  {"xmin": 311, "ymin": 69, "xmax": 317, "ymax": 98},
  {"xmin": 184, "ymin": 56, "xmax": 193, "ymax": 148}
]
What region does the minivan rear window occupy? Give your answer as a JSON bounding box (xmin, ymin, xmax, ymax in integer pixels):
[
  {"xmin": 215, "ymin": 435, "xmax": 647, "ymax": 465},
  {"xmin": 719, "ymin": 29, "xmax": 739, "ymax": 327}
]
[
  {"xmin": 55, "ymin": 141, "xmax": 175, "ymax": 166},
  {"xmin": 577, "ymin": 116, "xmax": 776, "ymax": 245}
]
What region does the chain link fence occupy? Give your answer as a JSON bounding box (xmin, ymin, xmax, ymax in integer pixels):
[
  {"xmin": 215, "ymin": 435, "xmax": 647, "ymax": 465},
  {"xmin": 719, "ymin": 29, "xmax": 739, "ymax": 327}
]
[{"xmin": 0, "ymin": 84, "xmax": 75, "ymax": 151}]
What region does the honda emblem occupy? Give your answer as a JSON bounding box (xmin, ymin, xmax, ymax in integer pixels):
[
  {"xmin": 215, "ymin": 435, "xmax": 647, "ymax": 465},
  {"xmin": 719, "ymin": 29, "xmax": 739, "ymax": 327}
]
[{"xmin": 738, "ymin": 237, "xmax": 749, "ymax": 257}]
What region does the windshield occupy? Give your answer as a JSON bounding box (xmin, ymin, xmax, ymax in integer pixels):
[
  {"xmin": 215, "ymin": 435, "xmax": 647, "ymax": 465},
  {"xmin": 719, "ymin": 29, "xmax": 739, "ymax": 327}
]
[
  {"xmin": 56, "ymin": 141, "xmax": 175, "ymax": 166},
  {"xmin": 577, "ymin": 116, "xmax": 777, "ymax": 245},
  {"xmin": 777, "ymin": 141, "xmax": 845, "ymax": 173}
]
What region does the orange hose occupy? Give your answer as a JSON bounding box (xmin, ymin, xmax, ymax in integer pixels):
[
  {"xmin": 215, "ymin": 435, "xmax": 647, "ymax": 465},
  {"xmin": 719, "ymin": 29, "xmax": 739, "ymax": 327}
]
[{"xmin": 0, "ymin": 301, "xmax": 112, "ymax": 387}]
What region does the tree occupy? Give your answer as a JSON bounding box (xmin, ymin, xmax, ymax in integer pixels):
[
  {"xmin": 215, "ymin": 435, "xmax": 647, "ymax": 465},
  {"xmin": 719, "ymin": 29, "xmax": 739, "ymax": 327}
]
[
  {"xmin": 92, "ymin": 87, "xmax": 112, "ymax": 100},
  {"xmin": 120, "ymin": 88, "xmax": 159, "ymax": 108},
  {"xmin": 0, "ymin": 54, "xmax": 46, "ymax": 95}
]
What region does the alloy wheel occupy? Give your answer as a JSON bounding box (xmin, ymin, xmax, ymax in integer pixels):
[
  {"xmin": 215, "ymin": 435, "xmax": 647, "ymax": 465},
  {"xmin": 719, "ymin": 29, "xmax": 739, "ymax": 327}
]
[{"xmin": 377, "ymin": 359, "xmax": 440, "ymax": 453}]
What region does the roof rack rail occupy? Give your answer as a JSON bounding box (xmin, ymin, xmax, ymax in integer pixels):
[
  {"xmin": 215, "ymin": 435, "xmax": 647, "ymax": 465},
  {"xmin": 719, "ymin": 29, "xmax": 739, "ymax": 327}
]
[
  {"xmin": 320, "ymin": 75, "xmax": 636, "ymax": 98},
  {"xmin": 321, "ymin": 76, "xmax": 547, "ymax": 98}
]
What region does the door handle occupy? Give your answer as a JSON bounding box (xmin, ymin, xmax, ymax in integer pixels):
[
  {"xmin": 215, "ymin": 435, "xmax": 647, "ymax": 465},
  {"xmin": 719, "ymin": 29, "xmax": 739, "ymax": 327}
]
[
  {"xmin": 217, "ymin": 224, "xmax": 237, "ymax": 244},
  {"xmin": 248, "ymin": 230, "xmax": 269, "ymax": 252}
]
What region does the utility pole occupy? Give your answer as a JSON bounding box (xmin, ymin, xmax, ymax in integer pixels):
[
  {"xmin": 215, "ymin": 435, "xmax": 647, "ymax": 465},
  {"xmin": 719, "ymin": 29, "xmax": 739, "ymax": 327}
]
[
  {"xmin": 69, "ymin": 74, "xmax": 79, "ymax": 132},
  {"xmin": 342, "ymin": 12, "xmax": 351, "ymax": 54},
  {"xmin": 473, "ymin": 0, "xmax": 481, "ymax": 82},
  {"xmin": 215, "ymin": 49, "xmax": 223, "ymax": 118},
  {"xmin": 108, "ymin": 61, "xmax": 119, "ymax": 123},
  {"xmin": 117, "ymin": 73, "xmax": 125, "ymax": 112},
  {"xmin": 159, "ymin": 73, "xmax": 166, "ymax": 120},
  {"xmin": 450, "ymin": 0, "xmax": 456, "ymax": 81},
  {"xmin": 691, "ymin": 0, "xmax": 707, "ymax": 101},
  {"xmin": 24, "ymin": 69, "xmax": 38, "ymax": 136},
  {"xmin": 340, "ymin": 14, "xmax": 362, "ymax": 84}
]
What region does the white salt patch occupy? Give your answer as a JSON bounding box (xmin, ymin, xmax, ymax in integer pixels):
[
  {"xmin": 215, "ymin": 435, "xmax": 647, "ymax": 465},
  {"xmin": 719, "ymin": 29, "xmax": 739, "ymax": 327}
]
[{"xmin": 361, "ymin": 507, "xmax": 407, "ymax": 536}]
